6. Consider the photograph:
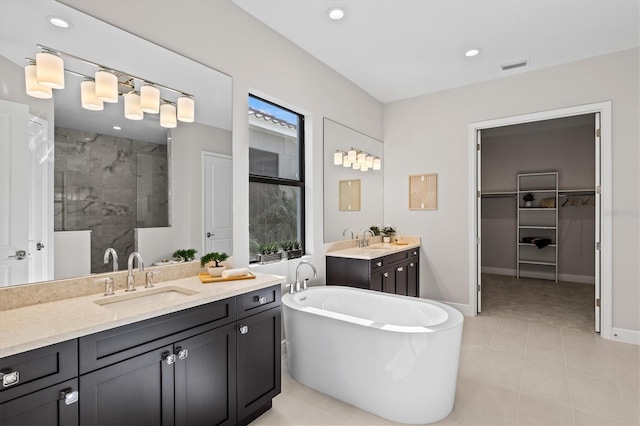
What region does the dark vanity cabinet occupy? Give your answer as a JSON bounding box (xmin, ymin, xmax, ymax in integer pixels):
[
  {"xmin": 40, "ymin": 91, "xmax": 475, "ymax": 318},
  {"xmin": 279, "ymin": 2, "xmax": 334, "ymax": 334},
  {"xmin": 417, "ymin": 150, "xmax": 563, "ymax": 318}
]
[
  {"xmin": 0, "ymin": 340, "xmax": 79, "ymax": 426},
  {"xmin": 0, "ymin": 284, "xmax": 281, "ymax": 426},
  {"xmin": 327, "ymin": 248, "xmax": 420, "ymax": 297}
]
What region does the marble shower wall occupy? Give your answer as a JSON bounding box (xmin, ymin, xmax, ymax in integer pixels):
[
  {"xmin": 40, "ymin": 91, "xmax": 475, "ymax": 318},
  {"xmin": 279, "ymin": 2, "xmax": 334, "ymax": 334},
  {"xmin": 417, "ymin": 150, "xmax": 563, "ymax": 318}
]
[{"xmin": 54, "ymin": 127, "xmax": 168, "ymax": 274}]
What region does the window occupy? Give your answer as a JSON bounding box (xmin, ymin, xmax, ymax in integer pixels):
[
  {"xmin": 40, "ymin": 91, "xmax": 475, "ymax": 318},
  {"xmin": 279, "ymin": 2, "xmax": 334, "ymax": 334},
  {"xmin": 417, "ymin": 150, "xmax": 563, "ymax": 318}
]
[{"xmin": 248, "ymin": 95, "xmax": 304, "ymax": 262}]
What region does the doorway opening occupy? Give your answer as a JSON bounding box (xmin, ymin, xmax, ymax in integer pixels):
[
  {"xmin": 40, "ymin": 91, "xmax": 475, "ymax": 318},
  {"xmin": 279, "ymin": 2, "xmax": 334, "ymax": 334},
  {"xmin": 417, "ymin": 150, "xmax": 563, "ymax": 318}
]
[{"xmin": 469, "ymin": 102, "xmax": 612, "ymax": 338}]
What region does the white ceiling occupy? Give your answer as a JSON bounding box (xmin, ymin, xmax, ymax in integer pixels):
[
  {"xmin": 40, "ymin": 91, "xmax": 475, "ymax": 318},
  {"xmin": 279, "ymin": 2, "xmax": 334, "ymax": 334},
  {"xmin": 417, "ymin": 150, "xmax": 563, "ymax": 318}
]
[{"xmin": 233, "ymin": 0, "xmax": 640, "ymax": 103}]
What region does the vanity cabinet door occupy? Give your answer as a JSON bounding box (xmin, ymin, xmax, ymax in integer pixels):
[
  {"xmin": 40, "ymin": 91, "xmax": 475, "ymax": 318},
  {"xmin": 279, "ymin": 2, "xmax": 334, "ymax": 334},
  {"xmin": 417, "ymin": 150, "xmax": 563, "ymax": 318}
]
[
  {"xmin": 0, "ymin": 378, "xmax": 78, "ymax": 426},
  {"xmin": 174, "ymin": 323, "xmax": 236, "ymax": 426},
  {"xmin": 394, "ymin": 264, "xmax": 408, "ymax": 296},
  {"xmin": 407, "ymin": 259, "xmax": 419, "ymax": 298},
  {"xmin": 79, "ymin": 345, "xmax": 175, "ymax": 426},
  {"xmin": 236, "ymin": 306, "xmax": 281, "ymax": 425},
  {"xmin": 381, "ymin": 268, "xmax": 396, "ymax": 294}
]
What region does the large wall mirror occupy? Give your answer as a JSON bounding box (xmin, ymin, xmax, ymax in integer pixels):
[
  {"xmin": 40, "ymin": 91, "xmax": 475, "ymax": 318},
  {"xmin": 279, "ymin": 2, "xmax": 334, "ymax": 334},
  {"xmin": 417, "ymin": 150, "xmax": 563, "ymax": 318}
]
[
  {"xmin": 0, "ymin": 0, "xmax": 232, "ymax": 287},
  {"xmin": 323, "ymin": 118, "xmax": 383, "ymax": 242}
]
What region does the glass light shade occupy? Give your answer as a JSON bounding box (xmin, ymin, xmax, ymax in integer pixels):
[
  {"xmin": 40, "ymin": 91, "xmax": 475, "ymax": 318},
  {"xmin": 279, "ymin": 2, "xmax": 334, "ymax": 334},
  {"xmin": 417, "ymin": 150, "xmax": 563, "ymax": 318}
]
[
  {"xmin": 35, "ymin": 52, "xmax": 64, "ymax": 89},
  {"xmin": 342, "ymin": 160, "xmax": 352, "ymax": 167},
  {"xmin": 361, "ymin": 165, "xmax": 369, "ymax": 172},
  {"xmin": 80, "ymin": 80, "xmax": 103, "ymax": 111},
  {"xmin": 365, "ymin": 155, "xmax": 374, "ymax": 167},
  {"xmin": 373, "ymin": 158, "xmax": 381, "ymax": 170},
  {"xmin": 177, "ymin": 96, "xmax": 195, "ymax": 122},
  {"xmin": 140, "ymin": 84, "xmax": 160, "ymax": 113},
  {"xmin": 95, "ymin": 70, "xmax": 118, "ymax": 103},
  {"xmin": 352, "ymin": 163, "xmax": 360, "ymax": 170},
  {"xmin": 160, "ymin": 103, "xmax": 177, "ymax": 128},
  {"xmin": 347, "ymin": 149, "xmax": 357, "ymax": 162},
  {"xmin": 333, "ymin": 151, "xmax": 343, "ymax": 165},
  {"xmin": 357, "ymin": 152, "xmax": 366, "ymax": 164},
  {"xmin": 124, "ymin": 92, "xmax": 143, "ymax": 120},
  {"xmin": 24, "ymin": 64, "xmax": 52, "ymax": 99}
]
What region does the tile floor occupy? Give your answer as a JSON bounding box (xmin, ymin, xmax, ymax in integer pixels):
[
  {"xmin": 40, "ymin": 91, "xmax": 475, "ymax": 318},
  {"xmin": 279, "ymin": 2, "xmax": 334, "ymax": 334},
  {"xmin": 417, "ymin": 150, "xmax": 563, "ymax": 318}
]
[{"xmin": 253, "ymin": 316, "xmax": 639, "ymax": 425}]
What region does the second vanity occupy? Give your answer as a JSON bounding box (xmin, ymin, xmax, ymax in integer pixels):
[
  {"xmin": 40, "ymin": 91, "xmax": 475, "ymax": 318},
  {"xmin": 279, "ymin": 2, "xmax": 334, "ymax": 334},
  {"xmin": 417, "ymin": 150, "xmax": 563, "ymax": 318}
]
[
  {"xmin": 325, "ymin": 238, "xmax": 420, "ymax": 297},
  {"xmin": 0, "ymin": 273, "xmax": 284, "ymax": 426}
]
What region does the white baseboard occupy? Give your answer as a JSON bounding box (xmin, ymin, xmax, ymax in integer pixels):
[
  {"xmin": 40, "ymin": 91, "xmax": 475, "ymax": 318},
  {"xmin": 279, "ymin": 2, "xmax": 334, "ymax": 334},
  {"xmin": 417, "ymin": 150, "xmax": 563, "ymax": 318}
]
[
  {"xmin": 438, "ymin": 301, "xmax": 474, "ymax": 316},
  {"xmin": 481, "ymin": 267, "xmax": 595, "ymax": 284},
  {"xmin": 610, "ymin": 328, "xmax": 640, "ymax": 346}
]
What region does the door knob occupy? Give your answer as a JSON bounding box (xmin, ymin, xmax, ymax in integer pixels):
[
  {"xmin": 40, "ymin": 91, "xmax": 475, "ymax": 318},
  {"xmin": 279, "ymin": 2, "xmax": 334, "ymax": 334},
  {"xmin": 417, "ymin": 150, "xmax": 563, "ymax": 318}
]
[
  {"xmin": 36, "ymin": 242, "xmax": 45, "ymax": 251},
  {"xmin": 206, "ymin": 232, "xmax": 214, "ymax": 238},
  {"xmin": 8, "ymin": 250, "xmax": 26, "ymax": 260}
]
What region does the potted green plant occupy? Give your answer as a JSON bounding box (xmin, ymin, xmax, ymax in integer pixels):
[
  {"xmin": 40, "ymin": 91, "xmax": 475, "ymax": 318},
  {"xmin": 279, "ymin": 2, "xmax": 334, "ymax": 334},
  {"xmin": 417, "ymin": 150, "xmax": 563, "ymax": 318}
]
[
  {"xmin": 173, "ymin": 248, "xmax": 197, "ymax": 262},
  {"xmin": 281, "ymin": 240, "xmax": 302, "ymax": 260},
  {"xmin": 369, "ymin": 226, "xmax": 382, "ymax": 236},
  {"xmin": 258, "ymin": 243, "xmax": 281, "ymax": 264},
  {"xmin": 200, "ymin": 252, "xmax": 229, "ymax": 277},
  {"xmin": 382, "ymin": 226, "xmax": 396, "ymax": 243},
  {"xmin": 523, "ymin": 192, "xmax": 535, "ymax": 207}
]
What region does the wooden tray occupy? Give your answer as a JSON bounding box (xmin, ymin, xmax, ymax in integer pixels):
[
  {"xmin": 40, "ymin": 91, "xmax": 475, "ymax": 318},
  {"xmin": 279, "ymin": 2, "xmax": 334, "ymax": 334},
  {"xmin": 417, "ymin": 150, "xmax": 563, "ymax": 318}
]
[{"xmin": 198, "ymin": 272, "xmax": 256, "ymax": 284}]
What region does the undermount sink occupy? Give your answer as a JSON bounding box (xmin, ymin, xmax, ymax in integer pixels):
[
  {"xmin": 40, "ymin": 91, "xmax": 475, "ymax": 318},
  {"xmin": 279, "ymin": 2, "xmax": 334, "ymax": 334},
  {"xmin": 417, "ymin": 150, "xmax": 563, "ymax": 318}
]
[{"xmin": 94, "ymin": 286, "xmax": 199, "ymax": 311}]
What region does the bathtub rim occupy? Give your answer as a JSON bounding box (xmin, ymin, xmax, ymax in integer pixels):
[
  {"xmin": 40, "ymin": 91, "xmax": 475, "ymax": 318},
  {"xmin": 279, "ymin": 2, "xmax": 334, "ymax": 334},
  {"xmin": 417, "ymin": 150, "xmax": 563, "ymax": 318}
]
[{"xmin": 282, "ymin": 285, "xmax": 464, "ymax": 334}]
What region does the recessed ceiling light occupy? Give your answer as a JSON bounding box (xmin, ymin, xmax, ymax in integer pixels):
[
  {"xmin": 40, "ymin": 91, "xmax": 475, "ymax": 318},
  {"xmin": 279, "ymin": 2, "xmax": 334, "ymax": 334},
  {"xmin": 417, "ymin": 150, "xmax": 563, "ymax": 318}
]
[
  {"xmin": 113, "ymin": 126, "xmax": 122, "ymax": 130},
  {"xmin": 327, "ymin": 8, "xmax": 345, "ymax": 20},
  {"xmin": 465, "ymin": 48, "xmax": 481, "ymax": 57},
  {"xmin": 46, "ymin": 16, "xmax": 71, "ymax": 29}
]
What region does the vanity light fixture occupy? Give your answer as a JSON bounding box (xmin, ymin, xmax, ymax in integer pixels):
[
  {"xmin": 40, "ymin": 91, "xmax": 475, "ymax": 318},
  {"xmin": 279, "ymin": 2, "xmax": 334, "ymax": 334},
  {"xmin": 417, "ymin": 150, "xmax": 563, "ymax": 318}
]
[
  {"xmin": 24, "ymin": 61, "xmax": 52, "ymax": 99},
  {"xmin": 140, "ymin": 84, "xmax": 160, "ymax": 114},
  {"xmin": 24, "ymin": 44, "xmax": 195, "ymax": 129},
  {"xmin": 177, "ymin": 95, "xmax": 195, "ymax": 122},
  {"xmin": 334, "ymin": 147, "xmax": 381, "ymax": 171},
  {"xmin": 465, "ymin": 48, "xmax": 481, "ymax": 57},
  {"xmin": 95, "ymin": 69, "xmax": 118, "ymax": 103},
  {"xmin": 124, "ymin": 91, "xmax": 143, "ymax": 120},
  {"xmin": 80, "ymin": 79, "xmax": 104, "ymax": 111},
  {"xmin": 35, "ymin": 50, "xmax": 64, "ymax": 89},
  {"xmin": 160, "ymin": 102, "xmax": 177, "ymax": 128}
]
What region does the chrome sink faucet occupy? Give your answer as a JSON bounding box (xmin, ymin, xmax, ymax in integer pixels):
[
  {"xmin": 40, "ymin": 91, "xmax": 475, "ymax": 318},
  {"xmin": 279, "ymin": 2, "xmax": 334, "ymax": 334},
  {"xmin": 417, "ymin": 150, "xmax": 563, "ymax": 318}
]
[
  {"xmin": 362, "ymin": 229, "xmax": 375, "ymax": 247},
  {"xmin": 343, "ymin": 228, "xmax": 354, "ymax": 239},
  {"xmin": 103, "ymin": 248, "xmax": 118, "ymax": 272},
  {"xmin": 295, "ymin": 260, "xmax": 317, "ymax": 292},
  {"xmin": 126, "ymin": 252, "xmax": 145, "ymax": 292}
]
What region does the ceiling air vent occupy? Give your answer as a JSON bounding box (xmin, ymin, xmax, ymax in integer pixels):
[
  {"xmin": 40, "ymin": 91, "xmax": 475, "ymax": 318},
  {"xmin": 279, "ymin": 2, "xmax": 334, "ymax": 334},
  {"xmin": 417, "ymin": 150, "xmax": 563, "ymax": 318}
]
[{"xmin": 501, "ymin": 59, "xmax": 528, "ymax": 71}]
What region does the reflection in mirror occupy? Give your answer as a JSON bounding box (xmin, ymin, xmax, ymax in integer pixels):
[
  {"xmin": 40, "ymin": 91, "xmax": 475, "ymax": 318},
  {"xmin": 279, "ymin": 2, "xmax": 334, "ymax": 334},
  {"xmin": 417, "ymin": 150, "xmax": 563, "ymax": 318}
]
[
  {"xmin": 323, "ymin": 118, "xmax": 383, "ymax": 243},
  {"xmin": 0, "ymin": 0, "xmax": 232, "ymax": 287}
]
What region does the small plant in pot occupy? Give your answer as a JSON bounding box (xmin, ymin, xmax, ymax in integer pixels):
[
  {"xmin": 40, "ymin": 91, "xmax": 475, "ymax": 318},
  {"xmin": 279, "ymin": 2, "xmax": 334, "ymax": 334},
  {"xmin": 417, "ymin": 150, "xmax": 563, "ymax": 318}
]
[
  {"xmin": 258, "ymin": 243, "xmax": 281, "ymax": 264},
  {"xmin": 173, "ymin": 248, "xmax": 197, "ymax": 262},
  {"xmin": 200, "ymin": 252, "xmax": 229, "ymax": 277},
  {"xmin": 523, "ymin": 193, "xmax": 535, "ymax": 207},
  {"xmin": 281, "ymin": 240, "xmax": 302, "ymax": 260},
  {"xmin": 382, "ymin": 226, "xmax": 396, "ymax": 243},
  {"xmin": 369, "ymin": 226, "xmax": 382, "ymax": 236}
]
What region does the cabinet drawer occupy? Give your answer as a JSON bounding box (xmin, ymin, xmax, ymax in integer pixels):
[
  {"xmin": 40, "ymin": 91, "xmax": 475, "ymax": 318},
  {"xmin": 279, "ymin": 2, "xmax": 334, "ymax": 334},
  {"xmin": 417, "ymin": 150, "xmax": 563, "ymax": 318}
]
[
  {"xmin": 384, "ymin": 250, "xmax": 410, "ymax": 265},
  {"xmin": 79, "ymin": 298, "xmax": 236, "ymax": 374},
  {"xmin": 238, "ymin": 285, "xmax": 281, "ymax": 320},
  {"xmin": 0, "ymin": 340, "xmax": 77, "ymax": 403},
  {"xmin": 409, "ymin": 248, "xmax": 419, "ymax": 258},
  {"xmin": 370, "ymin": 258, "xmax": 385, "ymax": 271}
]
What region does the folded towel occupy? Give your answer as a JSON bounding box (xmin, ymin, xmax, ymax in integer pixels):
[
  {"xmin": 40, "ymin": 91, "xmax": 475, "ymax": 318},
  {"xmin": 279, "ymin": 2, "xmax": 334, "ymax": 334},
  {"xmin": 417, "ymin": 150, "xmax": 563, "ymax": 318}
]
[
  {"xmin": 222, "ymin": 267, "xmax": 249, "ymax": 278},
  {"xmin": 533, "ymin": 238, "xmax": 552, "ymax": 249}
]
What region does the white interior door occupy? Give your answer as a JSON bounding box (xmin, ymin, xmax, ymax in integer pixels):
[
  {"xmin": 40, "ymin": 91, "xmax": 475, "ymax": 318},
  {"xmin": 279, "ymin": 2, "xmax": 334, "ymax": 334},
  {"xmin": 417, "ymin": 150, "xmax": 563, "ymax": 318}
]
[
  {"xmin": 476, "ymin": 130, "xmax": 482, "ymax": 312},
  {"xmin": 27, "ymin": 116, "xmax": 52, "ymax": 283},
  {"xmin": 594, "ymin": 113, "xmax": 601, "ymax": 332},
  {"xmin": 203, "ymin": 153, "xmax": 232, "ymax": 255},
  {"xmin": 0, "ymin": 100, "xmax": 31, "ymax": 287}
]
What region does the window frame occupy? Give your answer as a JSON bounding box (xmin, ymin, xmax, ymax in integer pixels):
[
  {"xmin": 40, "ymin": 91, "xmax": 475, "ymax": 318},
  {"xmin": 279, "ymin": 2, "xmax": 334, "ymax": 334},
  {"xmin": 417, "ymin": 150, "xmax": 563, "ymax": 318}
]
[{"xmin": 248, "ymin": 94, "xmax": 305, "ymax": 261}]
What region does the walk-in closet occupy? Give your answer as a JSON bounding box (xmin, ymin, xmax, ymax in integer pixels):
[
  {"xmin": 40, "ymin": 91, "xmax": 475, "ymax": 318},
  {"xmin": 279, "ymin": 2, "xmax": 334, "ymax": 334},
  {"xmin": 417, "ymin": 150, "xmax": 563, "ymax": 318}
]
[{"xmin": 479, "ymin": 114, "xmax": 598, "ymax": 332}]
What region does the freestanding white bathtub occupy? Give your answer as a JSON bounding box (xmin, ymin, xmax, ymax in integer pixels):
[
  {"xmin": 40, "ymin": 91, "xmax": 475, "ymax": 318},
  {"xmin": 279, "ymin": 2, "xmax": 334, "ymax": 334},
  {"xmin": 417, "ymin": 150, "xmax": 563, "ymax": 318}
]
[{"xmin": 282, "ymin": 286, "xmax": 464, "ymax": 424}]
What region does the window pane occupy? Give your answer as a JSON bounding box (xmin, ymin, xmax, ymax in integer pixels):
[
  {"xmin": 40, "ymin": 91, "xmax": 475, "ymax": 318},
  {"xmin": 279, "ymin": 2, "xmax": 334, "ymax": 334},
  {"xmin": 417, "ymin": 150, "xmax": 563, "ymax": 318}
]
[
  {"xmin": 249, "ymin": 182, "xmax": 302, "ymax": 261},
  {"xmin": 249, "ymin": 96, "xmax": 300, "ymax": 181}
]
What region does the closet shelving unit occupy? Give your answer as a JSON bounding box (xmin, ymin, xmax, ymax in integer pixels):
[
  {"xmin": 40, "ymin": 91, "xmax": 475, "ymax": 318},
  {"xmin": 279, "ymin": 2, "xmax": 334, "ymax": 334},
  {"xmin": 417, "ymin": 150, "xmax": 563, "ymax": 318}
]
[{"xmin": 517, "ymin": 172, "xmax": 558, "ymax": 282}]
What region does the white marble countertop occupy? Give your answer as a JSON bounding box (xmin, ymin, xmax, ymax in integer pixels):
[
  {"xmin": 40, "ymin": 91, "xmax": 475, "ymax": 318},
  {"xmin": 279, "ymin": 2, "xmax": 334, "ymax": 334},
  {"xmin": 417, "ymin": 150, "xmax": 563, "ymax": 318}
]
[
  {"xmin": 0, "ymin": 272, "xmax": 285, "ymax": 358},
  {"xmin": 325, "ymin": 238, "xmax": 420, "ymax": 260}
]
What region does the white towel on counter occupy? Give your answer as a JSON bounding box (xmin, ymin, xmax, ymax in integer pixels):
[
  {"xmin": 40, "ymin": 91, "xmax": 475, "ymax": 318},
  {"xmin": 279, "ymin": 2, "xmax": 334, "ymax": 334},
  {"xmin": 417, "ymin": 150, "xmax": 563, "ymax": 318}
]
[{"xmin": 222, "ymin": 267, "xmax": 250, "ymax": 278}]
